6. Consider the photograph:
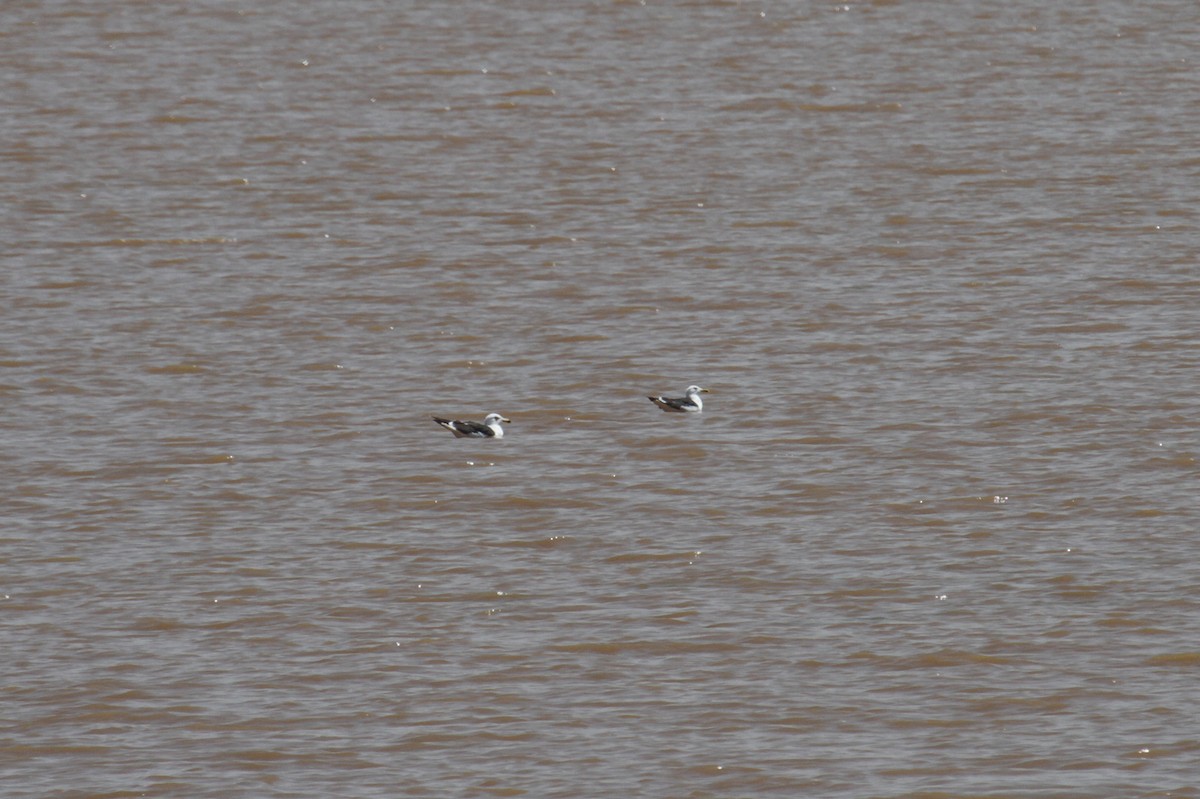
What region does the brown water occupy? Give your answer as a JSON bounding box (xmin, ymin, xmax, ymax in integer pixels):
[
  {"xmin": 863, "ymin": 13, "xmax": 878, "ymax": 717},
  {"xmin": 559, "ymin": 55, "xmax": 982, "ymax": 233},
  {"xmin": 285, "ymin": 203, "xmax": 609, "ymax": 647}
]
[{"xmin": 3, "ymin": 1, "xmax": 1198, "ymax": 797}]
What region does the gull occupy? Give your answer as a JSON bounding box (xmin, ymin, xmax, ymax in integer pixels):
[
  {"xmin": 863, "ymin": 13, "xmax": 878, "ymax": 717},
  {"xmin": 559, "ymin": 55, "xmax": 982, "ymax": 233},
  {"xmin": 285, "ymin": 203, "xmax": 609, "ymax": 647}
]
[
  {"xmin": 647, "ymin": 385, "xmax": 709, "ymax": 413},
  {"xmin": 432, "ymin": 413, "xmax": 511, "ymax": 438}
]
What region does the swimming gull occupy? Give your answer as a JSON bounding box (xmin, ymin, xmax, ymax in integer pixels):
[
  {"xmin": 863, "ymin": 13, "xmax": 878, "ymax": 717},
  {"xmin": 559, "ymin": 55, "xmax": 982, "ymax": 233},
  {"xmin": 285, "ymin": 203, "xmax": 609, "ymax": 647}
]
[
  {"xmin": 432, "ymin": 413, "xmax": 511, "ymax": 438},
  {"xmin": 647, "ymin": 385, "xmax": 709, "ymax": 413}
]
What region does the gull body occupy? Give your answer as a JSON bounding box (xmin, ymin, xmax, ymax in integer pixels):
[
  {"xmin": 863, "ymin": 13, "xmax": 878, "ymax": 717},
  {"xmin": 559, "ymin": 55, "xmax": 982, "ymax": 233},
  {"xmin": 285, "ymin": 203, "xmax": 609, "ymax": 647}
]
[
  {"xmin": 648, "ymin": 385, "xmax": 709, "ymax": 413},
  {"xmin": 432, "ymin": 412, "xmax": 511, "ymax": 438}
]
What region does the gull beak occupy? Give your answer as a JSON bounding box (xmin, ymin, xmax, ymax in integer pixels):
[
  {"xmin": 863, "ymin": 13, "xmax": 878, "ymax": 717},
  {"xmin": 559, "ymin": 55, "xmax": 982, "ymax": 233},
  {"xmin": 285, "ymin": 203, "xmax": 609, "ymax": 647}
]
[
  {"xmin": 501, "ymin": 417, "xmax": 512, "ymax": 423},
  {"xmin": 700, "ymin": 388, "xmax": 711, "ymax": 393}
]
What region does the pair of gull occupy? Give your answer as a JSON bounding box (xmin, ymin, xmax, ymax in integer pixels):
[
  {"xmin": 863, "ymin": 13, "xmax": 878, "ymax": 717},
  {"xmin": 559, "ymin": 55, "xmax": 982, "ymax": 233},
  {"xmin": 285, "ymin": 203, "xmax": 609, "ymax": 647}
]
[{"xmin": 432, "ymin": 385, "xmax": 710, "ymax": 439}]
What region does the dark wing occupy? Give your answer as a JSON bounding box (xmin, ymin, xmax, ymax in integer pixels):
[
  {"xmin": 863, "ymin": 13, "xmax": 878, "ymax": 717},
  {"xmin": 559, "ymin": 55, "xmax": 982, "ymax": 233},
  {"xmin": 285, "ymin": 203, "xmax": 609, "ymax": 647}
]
[
  {"xmin": 453, "ymin": 419, "xmax": 496, "ymax": 437},
  {"xmin": 662, "ymin": 396, "xmax": 692, "ymax": 411},
  {"xmin": 649, "ymin": 395, "xmax": 694, "ymax": 412},
  {"xmin": 433, "ymin": 416, "xmax": 494, "ymax": 436}
]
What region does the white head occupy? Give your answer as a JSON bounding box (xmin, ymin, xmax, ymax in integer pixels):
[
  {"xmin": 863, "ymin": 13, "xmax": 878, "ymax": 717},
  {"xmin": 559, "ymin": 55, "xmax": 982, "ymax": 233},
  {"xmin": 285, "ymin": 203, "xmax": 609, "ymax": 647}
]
[
  {"xmin": 685, "ymin": 385, "xmax": 709, "ymax": 396},
  {"xmin": 483, "ymin": 413, "xmax": 511, "ymax": 426}
]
